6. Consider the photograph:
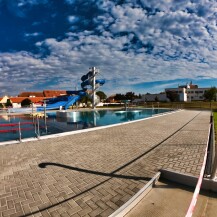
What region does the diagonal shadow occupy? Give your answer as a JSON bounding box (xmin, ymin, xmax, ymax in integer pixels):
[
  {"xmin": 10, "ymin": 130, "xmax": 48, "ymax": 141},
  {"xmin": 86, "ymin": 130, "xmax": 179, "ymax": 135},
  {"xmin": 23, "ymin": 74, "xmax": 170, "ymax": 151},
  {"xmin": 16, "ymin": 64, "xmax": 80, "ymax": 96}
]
[
  {"xmin": 38, "ymin": 162, "xmax": 151, "ymax": 181},
  {"xmin": 21, "ymin": 162, "xmax": 150, "ymax": 216},
  {"xmin": 23, "ymin": 113, "xmax": 201, "ymax": 216}
]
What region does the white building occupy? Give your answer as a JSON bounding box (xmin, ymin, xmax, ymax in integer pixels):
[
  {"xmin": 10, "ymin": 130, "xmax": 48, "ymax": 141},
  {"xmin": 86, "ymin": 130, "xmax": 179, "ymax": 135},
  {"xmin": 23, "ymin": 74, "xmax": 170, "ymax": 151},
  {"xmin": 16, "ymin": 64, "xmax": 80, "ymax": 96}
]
[
  {"xmin": 186, "ymin": 88, "xmax": 209, "ymax": 101},
  {"xmin": 165, "ymin": 86, "xmax": 188, "ymax": 102},
  {"xmin": 165, "ymin": 83, "xmax": 210, "ymax": 102},
  {"xmin": 140, "ymin": 83, "xmax": 213, "ymax": 102}
]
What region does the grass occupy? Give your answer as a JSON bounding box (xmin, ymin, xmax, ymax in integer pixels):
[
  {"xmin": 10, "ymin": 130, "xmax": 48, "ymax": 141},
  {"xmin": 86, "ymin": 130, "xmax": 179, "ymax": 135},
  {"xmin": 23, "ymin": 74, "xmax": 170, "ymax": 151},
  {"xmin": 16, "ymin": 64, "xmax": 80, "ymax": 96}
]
[
  {"xmin": 134, "ymin": 101, "xmax": 217, "ymax": 110},
  {"xmin": 213, "ymin": 110, "xmax": 217, "ymax": 141}
]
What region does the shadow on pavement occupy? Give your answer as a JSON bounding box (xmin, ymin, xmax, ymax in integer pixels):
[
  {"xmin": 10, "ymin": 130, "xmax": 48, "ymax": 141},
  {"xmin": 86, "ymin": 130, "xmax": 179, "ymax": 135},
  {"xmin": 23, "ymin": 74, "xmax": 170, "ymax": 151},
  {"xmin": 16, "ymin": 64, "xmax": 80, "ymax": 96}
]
[
  {"xmin": 38, "ymin": 162, "xmax": 151, "ymax": 181},
  {"xmin": 20, "ymin": 162, "xmax": 151, "ymax": 217}
]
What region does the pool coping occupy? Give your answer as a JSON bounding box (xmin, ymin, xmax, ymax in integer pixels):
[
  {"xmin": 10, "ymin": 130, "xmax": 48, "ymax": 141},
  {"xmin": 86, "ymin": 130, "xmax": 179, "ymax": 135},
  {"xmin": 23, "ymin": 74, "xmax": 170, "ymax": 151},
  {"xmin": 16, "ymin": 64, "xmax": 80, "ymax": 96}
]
[{"xmin": 0, "ymin": 109, "xmax": 181, "ymax": 146}]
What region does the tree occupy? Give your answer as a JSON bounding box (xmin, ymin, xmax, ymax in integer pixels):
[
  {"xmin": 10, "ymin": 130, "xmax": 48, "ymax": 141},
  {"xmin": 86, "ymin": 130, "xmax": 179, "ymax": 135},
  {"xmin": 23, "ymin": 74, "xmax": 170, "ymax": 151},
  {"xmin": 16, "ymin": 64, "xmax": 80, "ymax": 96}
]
[
  {"xmin": 125, "ymin": 92, "xmax": 137, "ymax": 101},
  {"xmin": 96, "ymin": 91, "xmax": 107, "ymax": 101},
  {"xmin": 155, "ymin": 96, "xmax": 159, "ymax": 102},
  {"xmin": 5, "ymin": 99, "xmax": 12, "ymax": 107},
  {"xmin": 21, "ymin": 98, "xmax": 32, "ymax": 107},
  {"xmin": 204, "ymin": 87, "xmax": 217, "ymax": 101},
  {"xmin": 166, "ymin": 91, "xmax": 179, "ymax": 102},
  {"xmin": 114, "ymin": 94, "xmax": 126, "ymax": 101},
  {"xmin": 80, "ymin": 95, "xmax": 91, "ymax": 105}
]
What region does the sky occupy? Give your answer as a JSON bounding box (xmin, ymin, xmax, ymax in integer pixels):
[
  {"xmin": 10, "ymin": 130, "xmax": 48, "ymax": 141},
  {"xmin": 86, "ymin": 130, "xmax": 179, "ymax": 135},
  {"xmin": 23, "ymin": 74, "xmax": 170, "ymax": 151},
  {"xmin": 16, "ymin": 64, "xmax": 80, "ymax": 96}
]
[{"xmin": 0, "ymin": 0, "xmax": 217, "ymax": 96}]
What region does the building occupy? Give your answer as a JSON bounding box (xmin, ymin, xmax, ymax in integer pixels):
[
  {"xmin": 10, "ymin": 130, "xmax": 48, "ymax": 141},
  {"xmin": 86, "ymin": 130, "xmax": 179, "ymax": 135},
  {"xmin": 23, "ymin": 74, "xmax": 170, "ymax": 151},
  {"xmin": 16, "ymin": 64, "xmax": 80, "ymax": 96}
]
[
  {"xmin": 139, "ymin": 82, "xmax": 214, "ymax": 103},
  {"xmin": 141, "ymin": 93, "xmax": 168, "ymax": 102},
  {"xmin": 9, "ymin": 97, "xmax": 45, "ymax": 108},
  {"xmin": 165, "ymin": 86, "xmax": 188, "ymax": 102},
  {"xmin": 0, "ymin": 96, "xmax": 10, "ymax": 104},
  {"xmin": 106, "ymin": 94, "xmax": 117, "ymax": 103},
  {"xmin": 43, "ymin": 90, "xmax": 67, "ymax": 97},
  {"xmin": 18, "ymin": 90, "xmax": 67, "ymax": 98},
  {"xmin": 18, "ymin": 92, "xmax": 44, "ymax": 97},
  {"xmin": 165, "ymin": 83, "xmax": 210, "ymax": 102},
  {"xmin": 186, "ymin": 88, "xmax": 209, "ymax": 101}
]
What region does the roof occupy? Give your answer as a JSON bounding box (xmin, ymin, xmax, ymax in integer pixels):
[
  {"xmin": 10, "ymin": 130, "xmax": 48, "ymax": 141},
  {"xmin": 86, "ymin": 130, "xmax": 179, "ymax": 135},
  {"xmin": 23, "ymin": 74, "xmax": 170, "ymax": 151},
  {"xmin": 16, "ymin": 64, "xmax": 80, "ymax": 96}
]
[
  {"xmin": 9, "ymin": 97, "xmax": 46, "ymax": 103},
  {"xmin": 18, "ymin": 90, "xmax": 67, "ymax": 98},
  {"xmin": 0, "ymin": 96, "xmax": 10, "ymax": 103},
  {"xmin": 29, "ymin": 97, "xmax": 46, "ymax": 103},
  {"xmin": 43, "ymin": 90, "xmax": 67, "ymax": 97},
  {"xmin": 107, "ymin": 94, "xmax": 116, "ymax": 99},
  {"xmin": 18, "ymin": 92, "xmax": 44, "ymax": 97},
  {"xmin": 189, "ymin": 84, "xmax": 198, "ymax": 89},
  {"xmin": 10, "ymin": 97, "xmax": 27, "ymax": 103}
]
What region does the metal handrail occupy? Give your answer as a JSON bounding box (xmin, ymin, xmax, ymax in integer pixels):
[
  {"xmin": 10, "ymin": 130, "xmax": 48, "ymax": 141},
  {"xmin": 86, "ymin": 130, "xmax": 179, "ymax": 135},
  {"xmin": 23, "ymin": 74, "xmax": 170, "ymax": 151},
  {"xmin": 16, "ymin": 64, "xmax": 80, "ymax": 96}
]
[{"xmin": 211, "ymin": 112, "xmax": 216, "ymax": 179}]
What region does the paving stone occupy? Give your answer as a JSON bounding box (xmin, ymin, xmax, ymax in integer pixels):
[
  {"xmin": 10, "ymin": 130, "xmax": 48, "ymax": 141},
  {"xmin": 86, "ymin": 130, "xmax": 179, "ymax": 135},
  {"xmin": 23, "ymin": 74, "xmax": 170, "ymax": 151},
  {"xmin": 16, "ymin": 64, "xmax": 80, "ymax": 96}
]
[{"xmin": 0, "ymin": 110, "xmax": 210, "ymax": 217}]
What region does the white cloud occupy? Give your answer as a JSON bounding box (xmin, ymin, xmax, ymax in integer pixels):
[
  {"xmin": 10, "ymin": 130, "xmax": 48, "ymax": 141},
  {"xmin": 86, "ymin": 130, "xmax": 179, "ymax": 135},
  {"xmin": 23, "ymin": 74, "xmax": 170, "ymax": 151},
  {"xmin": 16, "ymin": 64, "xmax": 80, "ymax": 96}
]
[
  {"xmin": 1, "ymin": 0, "xmax": 217, "ymax": 96},
  {"xmin": 24, "ymin": 32, "xmax": 42, "ymax": 37},
  {"xmin": 67, "ymin": 15, "xmax": 79, "ymax": 24},
  {"xmin": 64, "ymin": 0, "xmax": 76, "ymax": 4}
]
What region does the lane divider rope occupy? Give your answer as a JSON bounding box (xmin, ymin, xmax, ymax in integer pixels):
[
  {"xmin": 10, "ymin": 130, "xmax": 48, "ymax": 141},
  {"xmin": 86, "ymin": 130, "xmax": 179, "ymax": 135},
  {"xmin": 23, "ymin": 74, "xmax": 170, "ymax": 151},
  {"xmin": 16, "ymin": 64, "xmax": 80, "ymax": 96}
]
[{"xmin": 185, "ymin": 123, "xmax": 211, "ymax": 217}]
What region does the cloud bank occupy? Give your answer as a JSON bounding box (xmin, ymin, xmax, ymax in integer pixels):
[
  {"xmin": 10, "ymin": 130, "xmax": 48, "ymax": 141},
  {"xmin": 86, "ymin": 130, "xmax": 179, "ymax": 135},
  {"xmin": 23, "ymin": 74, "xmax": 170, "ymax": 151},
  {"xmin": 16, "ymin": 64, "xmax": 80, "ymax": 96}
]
[{"xmin": 1, "ymin": 0, "xmax": 217, "ymax": 96}]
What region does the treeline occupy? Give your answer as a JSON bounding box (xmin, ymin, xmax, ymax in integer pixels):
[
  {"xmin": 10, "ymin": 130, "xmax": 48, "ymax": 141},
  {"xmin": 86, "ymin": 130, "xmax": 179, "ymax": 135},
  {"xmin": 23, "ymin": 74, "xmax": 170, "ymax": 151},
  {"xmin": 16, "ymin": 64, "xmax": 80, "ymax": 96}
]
[{"xmin": 113, "ymin": 92, "xmax": 142, "ymax": 101}]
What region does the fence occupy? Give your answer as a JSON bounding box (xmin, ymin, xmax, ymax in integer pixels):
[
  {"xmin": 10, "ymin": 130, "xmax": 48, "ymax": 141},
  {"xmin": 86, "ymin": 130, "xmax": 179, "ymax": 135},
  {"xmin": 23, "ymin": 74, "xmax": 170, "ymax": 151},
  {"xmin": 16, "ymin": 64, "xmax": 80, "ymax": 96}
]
[{"xmin": 0, "ymin": 116, "xmax": 43, "ymax": 142}]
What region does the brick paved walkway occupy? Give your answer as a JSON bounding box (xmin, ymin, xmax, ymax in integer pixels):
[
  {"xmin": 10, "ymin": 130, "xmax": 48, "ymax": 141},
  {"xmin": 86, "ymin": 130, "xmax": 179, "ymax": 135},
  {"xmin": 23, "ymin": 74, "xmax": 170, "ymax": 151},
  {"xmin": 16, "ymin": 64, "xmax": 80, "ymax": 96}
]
[{"xmin": 0, "ymin": 110, "xmax": 210, "ymax": 217}]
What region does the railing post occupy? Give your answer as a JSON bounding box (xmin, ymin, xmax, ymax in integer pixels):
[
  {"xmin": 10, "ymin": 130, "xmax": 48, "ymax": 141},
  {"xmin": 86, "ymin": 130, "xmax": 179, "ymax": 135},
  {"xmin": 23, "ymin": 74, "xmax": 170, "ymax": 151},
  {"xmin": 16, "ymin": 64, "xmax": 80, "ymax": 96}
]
[
  {"xmin": 32, "ymin": 103, "xmax": 34, "ymax": 123},
  {"xmin": 44, "ymin": 100, "xmax": 47, "ymax": 134},
  {"xmin": 211, "ymin": 115, "xmax": 216, "ymax": 179},
  {"xmin": 34, "ymin": 116, "xmax": 37, "ymax": 135},
  {"xmin": 37, "ymin": 115, "xmax": 40, "ymax": 138},
  {"xmin": 18, "ymin": 121, "xmax": 22, "ymax": 142}
]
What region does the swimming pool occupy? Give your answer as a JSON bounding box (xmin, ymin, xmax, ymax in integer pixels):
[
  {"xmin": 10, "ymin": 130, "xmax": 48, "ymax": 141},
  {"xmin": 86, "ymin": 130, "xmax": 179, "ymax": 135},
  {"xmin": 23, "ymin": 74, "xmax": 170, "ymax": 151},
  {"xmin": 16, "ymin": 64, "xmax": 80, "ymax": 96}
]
[{"xmin": 0, "ymin": 108, "xmax": 172, "ymax": 142}]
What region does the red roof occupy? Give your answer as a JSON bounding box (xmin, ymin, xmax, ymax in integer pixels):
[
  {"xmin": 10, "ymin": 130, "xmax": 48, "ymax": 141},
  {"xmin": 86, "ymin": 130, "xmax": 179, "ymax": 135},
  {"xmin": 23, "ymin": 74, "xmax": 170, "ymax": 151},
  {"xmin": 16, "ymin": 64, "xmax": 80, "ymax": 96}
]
[
  {"xmin": 43, "ymin": 90, "xmax": 67, "ymax": 97},
  {"xmin": 10, "ymin": 97, "xmax": 26, "ymax": 103},
  {"xmin": 18, "ymin": 92, "xmax": 44, "ymax": 97},
  {"xmin": 29, "ymin": 97, "xmax": 46, "ymax": 103},
  {"xmin": 189, "ymin": 84, "xmax": 198, "ymax": 89},
  {"xmin": 9, "ymin": 97, "xmax": 46, "ymax": 103},
  {"xmin": 18, "ymin": 90, "xmax": 68, "ymax": 98}
]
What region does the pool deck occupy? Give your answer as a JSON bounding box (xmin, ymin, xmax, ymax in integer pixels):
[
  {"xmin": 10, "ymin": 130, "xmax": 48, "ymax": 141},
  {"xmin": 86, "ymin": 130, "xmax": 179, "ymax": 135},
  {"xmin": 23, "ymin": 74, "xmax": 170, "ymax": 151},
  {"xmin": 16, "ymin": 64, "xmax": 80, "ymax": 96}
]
[{"xmin": 0, "ymin": 110, "xmax": 213, "ymax": 217}]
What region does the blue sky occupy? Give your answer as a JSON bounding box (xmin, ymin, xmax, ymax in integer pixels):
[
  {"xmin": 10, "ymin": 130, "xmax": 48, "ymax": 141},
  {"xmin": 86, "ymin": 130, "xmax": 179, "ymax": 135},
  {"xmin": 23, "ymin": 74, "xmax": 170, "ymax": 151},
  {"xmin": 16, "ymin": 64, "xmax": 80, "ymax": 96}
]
[{"xmin": 0, "ymin": 0, "xmax": 217, "ymax": 96}]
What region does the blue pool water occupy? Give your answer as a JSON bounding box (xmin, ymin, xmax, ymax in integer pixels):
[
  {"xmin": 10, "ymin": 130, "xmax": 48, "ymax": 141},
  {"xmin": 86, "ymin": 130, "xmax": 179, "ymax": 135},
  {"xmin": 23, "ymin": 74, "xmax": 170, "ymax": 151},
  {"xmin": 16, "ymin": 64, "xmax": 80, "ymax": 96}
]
[{"xmin": 0, "ymin": 108, "xmax": 172, "ymax": 142}]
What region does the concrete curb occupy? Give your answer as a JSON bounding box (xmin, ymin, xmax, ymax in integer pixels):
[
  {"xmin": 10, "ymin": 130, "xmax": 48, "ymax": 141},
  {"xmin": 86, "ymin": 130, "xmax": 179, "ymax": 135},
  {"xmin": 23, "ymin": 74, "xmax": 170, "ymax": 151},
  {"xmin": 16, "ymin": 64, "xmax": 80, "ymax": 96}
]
[
  {"xmin": 108, "ymin": 172, "xmax": 161, "ymax": 217},
  {"xmin": 160, "ymin": 169, "xmax": 217, "ymax": 193}
]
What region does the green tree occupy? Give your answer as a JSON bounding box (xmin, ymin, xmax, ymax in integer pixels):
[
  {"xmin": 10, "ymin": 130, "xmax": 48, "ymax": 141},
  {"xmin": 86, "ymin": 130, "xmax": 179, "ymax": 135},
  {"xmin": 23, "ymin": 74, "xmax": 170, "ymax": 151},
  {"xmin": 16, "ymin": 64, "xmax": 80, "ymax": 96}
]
[
  {"xmin": 96, "ymin": 91, "xmax": 107, "ymax": 101},
  {"xmin": 5, "ymin": 99, "xmax": 12, "ymax": 107},
  {"xmin": 125, "ymin": 92, "xmax": 136, "ymax": 101},
  {"xmin": 80, "ymin": 95, "xmax": 91, "ymax": 104},
  {"xmin": 114, "ymin": 94, "xmax": 126, "ymax": 101},
  {"xmin": 166, "ymin": 91, "xmax": 179, "ymax": 102},
  {"xmin": 204, "ymin": 87, "xmax": 217, "ymax": 101},
  {"xmin": 21, "ymin": 98, "xmax": 32, "ymax": 107}
]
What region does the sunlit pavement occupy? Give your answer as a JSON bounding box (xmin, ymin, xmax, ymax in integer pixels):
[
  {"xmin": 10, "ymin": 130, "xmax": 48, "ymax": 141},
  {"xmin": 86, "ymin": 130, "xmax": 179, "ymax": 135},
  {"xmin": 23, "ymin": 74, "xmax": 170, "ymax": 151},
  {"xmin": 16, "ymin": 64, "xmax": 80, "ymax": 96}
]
[{"xmin": 0, "ymin": 110, "xmax": 211, "ymax": 217}]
